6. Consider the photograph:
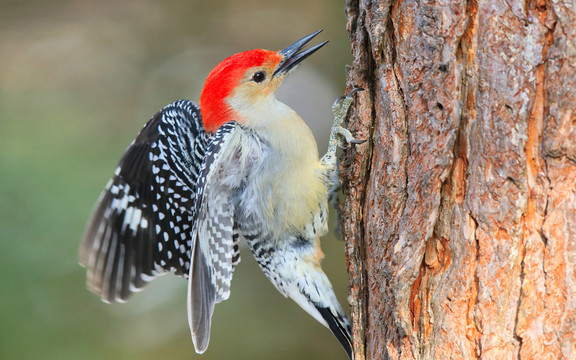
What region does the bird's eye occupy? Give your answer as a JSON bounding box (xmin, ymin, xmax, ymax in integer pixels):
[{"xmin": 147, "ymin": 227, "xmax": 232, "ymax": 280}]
[{"xmin": 252, "ymin": 71, "xmax": 266, "ymax": 83}]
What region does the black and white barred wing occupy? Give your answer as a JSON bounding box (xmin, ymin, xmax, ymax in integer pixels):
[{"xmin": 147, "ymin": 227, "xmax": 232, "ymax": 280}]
[
  {"xmin": 80, "ymin": 100, "xmax": 207, "ymax": 303},
  {"xmin": 187, "ymin": 121, "xmax": 246, "ymax": 353}
]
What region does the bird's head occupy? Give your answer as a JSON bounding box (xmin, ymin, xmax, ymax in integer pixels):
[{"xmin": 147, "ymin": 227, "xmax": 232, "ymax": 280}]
[{"xmin": 199, "ymin": 30, "xmax": 327, "ymax": 133}]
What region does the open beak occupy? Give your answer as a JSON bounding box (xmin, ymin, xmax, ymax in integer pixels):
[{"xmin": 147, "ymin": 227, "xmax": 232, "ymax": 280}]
[{"xmin": 273, "ymin": 30, "xmax": 328, "ymax": 77}]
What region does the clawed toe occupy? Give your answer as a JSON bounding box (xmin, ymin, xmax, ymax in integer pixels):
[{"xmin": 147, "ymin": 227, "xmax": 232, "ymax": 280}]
[
  {"xmin": 346, "ymin": 86, "xmax": 364, "ymax": 98},
  {"xmin": 329, "ymin": 87, "xmax": 365, "ymax": 148},
  {"xmin": 331, "ymin": 125, "xmax": 366, "ymax": 149},
  {"xmin": 331, "ymin": 86, "xmax": 364, "ymax": 117}
]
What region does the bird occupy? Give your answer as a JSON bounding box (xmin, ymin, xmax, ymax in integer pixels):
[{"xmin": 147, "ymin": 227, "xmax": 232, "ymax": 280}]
[{"xmin": 79, "ymin": 29, "xmax": 362, "ymax": 359}]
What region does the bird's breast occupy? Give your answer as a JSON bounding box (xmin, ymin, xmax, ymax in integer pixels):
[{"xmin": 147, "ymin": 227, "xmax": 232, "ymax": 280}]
[{"xmin": 236, "ymin": 112, "xmax": 328, "ymax": 238}]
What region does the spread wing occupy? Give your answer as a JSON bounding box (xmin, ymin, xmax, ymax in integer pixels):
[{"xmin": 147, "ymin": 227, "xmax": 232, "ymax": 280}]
[
  {"xmin": 80, "ymin": 101, "xmax": 247, "ymax": 354},
  {"xmin": 186, "ymin": 121, "xmax": 247, "ymax": 353},
  {"xmin": 79, "ymin": 100, "xmax": 210, "ymax": 303}
]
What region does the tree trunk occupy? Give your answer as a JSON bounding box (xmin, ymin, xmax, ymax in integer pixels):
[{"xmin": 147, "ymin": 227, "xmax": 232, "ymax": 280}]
[{"xmin": 340, "ymin": 0, "xmax": 576, "ymax": 359}]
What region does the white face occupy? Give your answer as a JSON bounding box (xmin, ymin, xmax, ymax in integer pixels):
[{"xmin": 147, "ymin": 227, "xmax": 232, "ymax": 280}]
[
  {"xmin": 229, "ymin": 64, "xmax": 286, "ymax": 103},
  {"xmin": 225, "ymin": 62, "xmax": 291, "ymax": 124}
]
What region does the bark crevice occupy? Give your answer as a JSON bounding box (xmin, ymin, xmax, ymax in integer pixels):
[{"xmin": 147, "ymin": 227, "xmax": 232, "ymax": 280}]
[{"xmin": 343, "ymin": 0, "xmax": 575, "ymax": 358}]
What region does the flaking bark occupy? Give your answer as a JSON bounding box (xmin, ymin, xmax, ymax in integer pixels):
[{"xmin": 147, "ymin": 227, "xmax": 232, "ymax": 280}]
[{"xmin": 341, "ymin": 0, "xmax": 576, "ymax": 359}]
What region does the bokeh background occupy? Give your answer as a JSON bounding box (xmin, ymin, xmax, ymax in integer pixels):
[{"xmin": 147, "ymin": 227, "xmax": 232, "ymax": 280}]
[{"xmin": 0, "ymin": 1, "xmax": 353, "ymax": 359}]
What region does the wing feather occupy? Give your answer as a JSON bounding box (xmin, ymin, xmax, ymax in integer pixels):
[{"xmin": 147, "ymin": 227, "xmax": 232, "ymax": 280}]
[
  {"xmin": 187, "ymin": 121, "xmax": 246, "ymax": 353},
  {"xmin": 80, "ymin": 100, "xmax": 207, "ymax": 302},
  {"xmin": 81, "ymin": 104, "xmax": 250, "ymax": 354}
]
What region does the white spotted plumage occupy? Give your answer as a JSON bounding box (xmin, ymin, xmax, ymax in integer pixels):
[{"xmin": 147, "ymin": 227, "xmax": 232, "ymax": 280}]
[
  {"xmin": 80, "ymin": 100, "xmax": 212, "ymax": 300},
  {"xmin": 80, "ymin": 101, "xmax": 245, "ymax": 350}
]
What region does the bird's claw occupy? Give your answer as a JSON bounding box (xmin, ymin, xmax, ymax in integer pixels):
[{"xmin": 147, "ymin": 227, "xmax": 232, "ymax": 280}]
[
  {"xmin": 332, "ymin": 127, "xmax": 356, "ymax": 149},
  {"xmin": 330, "ymin": 87, "xmax": 365, "ymax": 148},
  {"xmin": 349, "ymin": 138, "xmax": 367, "ymax": 145},
  {"xmin": 331, "ymin": 87, "xmax": 364, "ymax": 118}
]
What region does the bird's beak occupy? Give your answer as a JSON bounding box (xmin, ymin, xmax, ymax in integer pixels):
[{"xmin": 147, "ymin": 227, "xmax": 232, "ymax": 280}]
[{"xmin": 273, "ymin": 30, "xmax": 328, "ymax": 77}]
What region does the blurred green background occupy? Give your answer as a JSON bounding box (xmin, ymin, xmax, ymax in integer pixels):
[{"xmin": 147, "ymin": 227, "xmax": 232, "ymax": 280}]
[{"xmin": 0, "ymin": 1, "xmax": 353, "ymax": 359}]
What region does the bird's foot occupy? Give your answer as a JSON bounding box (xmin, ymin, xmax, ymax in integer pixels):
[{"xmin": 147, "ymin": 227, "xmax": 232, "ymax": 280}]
[{"xmin": 329, "ymin": 87, "xmax": 365, "ymax": 149}]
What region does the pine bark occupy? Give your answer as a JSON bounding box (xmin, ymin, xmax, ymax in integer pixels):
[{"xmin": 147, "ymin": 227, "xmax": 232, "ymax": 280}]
[{"xmin": 340, "ymin": 0, "xmax": 576, "ymax": 359}]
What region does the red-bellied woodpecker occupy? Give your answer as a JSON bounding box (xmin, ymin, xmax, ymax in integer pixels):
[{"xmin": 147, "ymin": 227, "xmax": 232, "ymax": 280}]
[{"xmin": 80, "ymin": 30, "xmax": 362, "ymax": 359}]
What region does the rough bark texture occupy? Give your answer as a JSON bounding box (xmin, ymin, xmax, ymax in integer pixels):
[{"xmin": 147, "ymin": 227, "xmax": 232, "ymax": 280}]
[{"xmin": 340, "ymin": 0, "xmax": 576, "ymax": 359}]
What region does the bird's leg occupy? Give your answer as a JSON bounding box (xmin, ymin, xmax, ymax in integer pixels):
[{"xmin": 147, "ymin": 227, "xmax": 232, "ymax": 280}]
[
  {"xmin": 322, "ymin": 88, "xmax": 364, "ymax": 229},
  {"xmin": 328, "ymin": 87, "xmax": 365, "ymax": 151},
  {"xmin": 322, "ymin": 87, "xmax": 364, "ymax": 174}
]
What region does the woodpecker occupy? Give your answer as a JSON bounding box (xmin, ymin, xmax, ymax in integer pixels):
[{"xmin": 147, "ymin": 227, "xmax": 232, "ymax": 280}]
[{"xmin": 80, "ymin": 30, "xmax": 362, "ymax": 359}]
